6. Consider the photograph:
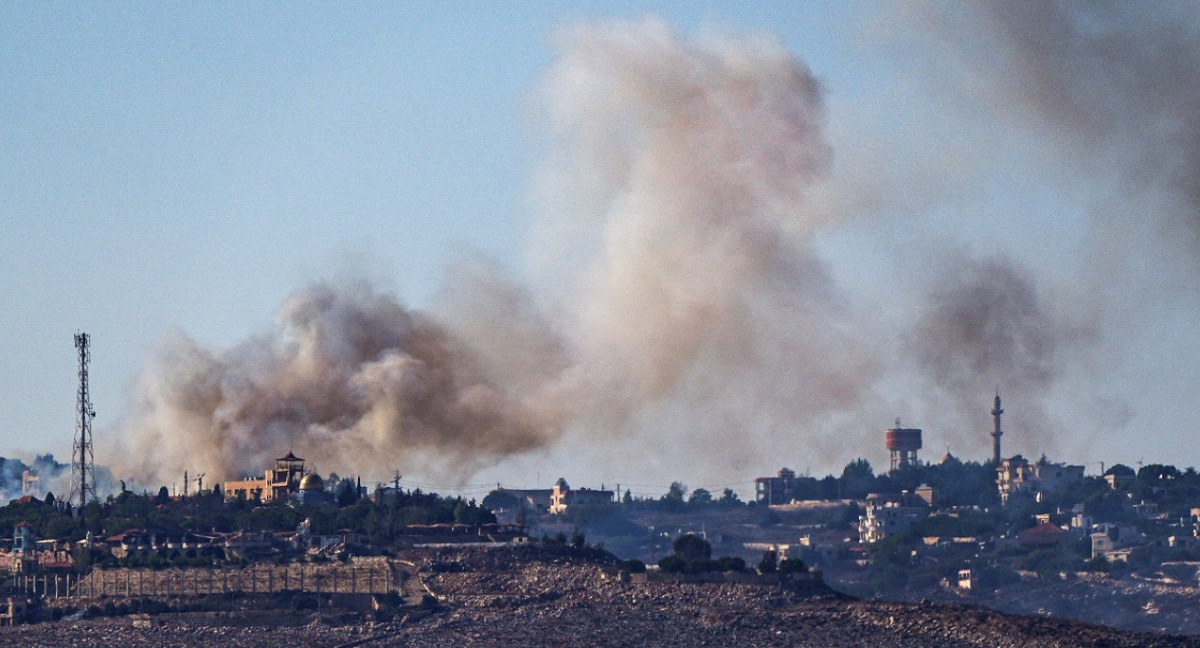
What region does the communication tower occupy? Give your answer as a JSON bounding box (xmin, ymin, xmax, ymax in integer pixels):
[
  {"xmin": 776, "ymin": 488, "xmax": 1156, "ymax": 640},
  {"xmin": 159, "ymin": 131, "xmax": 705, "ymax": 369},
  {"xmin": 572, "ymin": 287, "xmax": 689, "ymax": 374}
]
[{"xmin": 69, "ymin": 332, "xmax": 97, "ymax": 520}]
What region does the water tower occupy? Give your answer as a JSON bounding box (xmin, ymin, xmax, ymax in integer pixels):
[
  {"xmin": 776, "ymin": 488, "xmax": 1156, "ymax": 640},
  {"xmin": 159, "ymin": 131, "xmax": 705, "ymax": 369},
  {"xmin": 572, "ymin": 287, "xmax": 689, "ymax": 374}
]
[{"xmin": 886, "ymin": 421, "xmax": 922, "ymax": 472}]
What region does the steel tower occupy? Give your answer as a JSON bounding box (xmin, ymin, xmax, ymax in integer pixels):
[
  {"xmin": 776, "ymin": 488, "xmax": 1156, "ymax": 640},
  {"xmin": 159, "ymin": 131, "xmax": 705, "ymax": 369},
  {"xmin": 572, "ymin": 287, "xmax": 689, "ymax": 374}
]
[{"xmin": 69, "ymin": 332, "xmax": 97, "ymax": 520}]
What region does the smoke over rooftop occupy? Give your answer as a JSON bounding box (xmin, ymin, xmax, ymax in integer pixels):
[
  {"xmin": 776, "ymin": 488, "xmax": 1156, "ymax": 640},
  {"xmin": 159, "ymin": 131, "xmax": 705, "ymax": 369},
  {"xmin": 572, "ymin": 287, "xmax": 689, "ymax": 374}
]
[{"xmin": 110, "ymin": 281, "xmax": 559, "ymax": 484}]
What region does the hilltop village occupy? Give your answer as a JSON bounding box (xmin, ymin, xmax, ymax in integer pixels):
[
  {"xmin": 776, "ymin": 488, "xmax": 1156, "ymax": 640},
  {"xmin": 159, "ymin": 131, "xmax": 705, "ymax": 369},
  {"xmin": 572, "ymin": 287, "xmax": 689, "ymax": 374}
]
[{"xmin": 2, "ymin": 395, "xmax": 1200, "ymax": 636}]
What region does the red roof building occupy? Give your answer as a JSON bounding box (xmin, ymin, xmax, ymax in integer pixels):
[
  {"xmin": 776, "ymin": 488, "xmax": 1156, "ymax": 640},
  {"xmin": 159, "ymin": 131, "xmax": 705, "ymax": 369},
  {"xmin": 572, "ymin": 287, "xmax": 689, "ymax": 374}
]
[{"xmin": 1018, "ymin": 522, "xmax": 1067, "ymax": 548}]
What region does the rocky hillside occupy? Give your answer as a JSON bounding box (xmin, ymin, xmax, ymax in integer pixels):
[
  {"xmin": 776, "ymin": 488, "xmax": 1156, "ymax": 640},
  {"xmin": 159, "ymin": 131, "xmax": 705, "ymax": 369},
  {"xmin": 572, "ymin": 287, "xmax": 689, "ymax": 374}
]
[
  {"xmin": 3, "ymin": 545, "xmax": 1198, "ymax": 647},
  {"xmin": 857, "ymin": 570, "xmax": 1200, "ymax": 637}
]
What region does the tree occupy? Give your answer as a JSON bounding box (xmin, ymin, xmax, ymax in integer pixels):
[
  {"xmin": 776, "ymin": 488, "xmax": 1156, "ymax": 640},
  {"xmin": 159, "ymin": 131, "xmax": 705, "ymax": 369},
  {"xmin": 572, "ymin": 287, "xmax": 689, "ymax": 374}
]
[
  {"xmin": 688, "ymin": 488, "xmax": 713, "ymax": 507},
  {"xmin": 672, "ymin": 533, "xmax": 711, "ymax": 561},
  {"xmin": 658, "ymin": 555, "xmax": 687, "ymax": 573},
  {"xmin": 481, "ymin": 490, "xmax": 520, "ymax": 511},
  {"xmin": 840, "ymin": 459, "xmax": 875, "ymax": 499},
  {"xmin": 1105, "ymin": 464, "xmax": 1136, "ymax": 477},
  {"xmin": 155, "ymin": 486, "xmax": 170, "ymax": 505},
  {"xmin": 662, "ymin": 477, "xmax": 691, "ymax": 508},
  {"xmin": 778, "ymin": 558, "xmax": 807, "ymax": 574},
  {"xmin": 1137, "ymin": 464, "xmax": 1181, "ymax": 485},
  {"xmin": 336, "ymin": 479, "xmax": 359, "ymax": 507},
  {"xmin": 719, "ymin": 488, "xmax": 742, "ymax": 506}
]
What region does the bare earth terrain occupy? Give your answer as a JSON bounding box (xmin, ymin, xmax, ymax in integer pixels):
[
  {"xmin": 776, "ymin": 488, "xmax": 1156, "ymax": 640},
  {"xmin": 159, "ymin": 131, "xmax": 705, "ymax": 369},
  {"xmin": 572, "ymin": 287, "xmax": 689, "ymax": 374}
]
[{"xmin": 3, "ymin": 545, "xmax": 1198, "ymax": 648}]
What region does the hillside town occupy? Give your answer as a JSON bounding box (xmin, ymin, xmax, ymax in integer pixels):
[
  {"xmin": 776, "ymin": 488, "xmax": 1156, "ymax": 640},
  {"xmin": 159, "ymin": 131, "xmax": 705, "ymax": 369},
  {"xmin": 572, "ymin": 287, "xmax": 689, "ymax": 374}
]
[{"xmin": 0, "ymin": 396, "xmax": 1199, "ymax": 636}]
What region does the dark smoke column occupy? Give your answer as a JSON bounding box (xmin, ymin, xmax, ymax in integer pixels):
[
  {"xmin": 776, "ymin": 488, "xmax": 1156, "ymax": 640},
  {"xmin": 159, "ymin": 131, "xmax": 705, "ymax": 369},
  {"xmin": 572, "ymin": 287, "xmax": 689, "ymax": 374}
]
[{"xmin": 991, "ymin": 392, "xmax": 1003, "ymax": 464}]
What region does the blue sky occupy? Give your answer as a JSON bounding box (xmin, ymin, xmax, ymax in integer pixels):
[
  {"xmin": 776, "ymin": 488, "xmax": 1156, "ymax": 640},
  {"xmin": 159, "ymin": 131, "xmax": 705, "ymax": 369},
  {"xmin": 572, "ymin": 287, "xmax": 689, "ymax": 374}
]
[{"xmin": 4, "ymin": 3, "xmax": 1198, "ymax": 499}]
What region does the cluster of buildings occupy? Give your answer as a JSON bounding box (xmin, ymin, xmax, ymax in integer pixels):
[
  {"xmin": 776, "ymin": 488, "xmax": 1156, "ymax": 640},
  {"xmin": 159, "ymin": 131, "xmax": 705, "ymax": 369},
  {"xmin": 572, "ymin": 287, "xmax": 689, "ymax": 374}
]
[
  {"xmin": 0, "ymin": 520, "xmax": 366, "ymax": 573},
  {"xmin": 223, "ymin": 452, "xmax": 336, "ymax": 506},
  {"xmin": 494, "ymin": 478, "xmax": 615, "ymax": 515},
  {"xmin": 0, "ymin": 517, "xmax": 527, "ymax": 576},
  {"xmin": 746, "ymin": 395, "xmax": 1200, "ymax": 589}
]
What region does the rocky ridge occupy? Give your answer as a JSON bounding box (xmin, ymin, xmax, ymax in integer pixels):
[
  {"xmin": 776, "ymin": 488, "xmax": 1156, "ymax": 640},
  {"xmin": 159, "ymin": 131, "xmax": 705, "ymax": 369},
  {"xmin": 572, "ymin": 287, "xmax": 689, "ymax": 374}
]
[{"xmin": 1, "ymin": 544, "xmax": 1197, "ymax": 647}]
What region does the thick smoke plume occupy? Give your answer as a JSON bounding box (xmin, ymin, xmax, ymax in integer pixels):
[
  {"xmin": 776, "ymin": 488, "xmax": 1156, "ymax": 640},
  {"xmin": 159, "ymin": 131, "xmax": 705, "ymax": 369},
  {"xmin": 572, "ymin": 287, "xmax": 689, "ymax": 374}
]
[
  {"xmin": 883, "ymin": 1, "xmax": 1200, "ymax": 459},
  {"xmin": 911, "ymin": 255, "xmax": 1079, "ymax": 449},
  {"xmin": 916, "ymin": 257, "xmax": 1056, "ymax": 396},
  {"xmin": 111, "ymin": 19, "xmax": 880, "ymax": 487},
  {"xmin": 925, "ymin": 1, "xmax": 1200, "ymax": 253},
  {"xmin": 524, "ymin": 19, "xmax": 872, "ymax": 463},
  {"xmin": 109, "ymin": 281, "xmax": 559, "ymax": 485},
  {"xmin": 114, "ymin": 10, "xmax": 1194, "ymax": 488}
]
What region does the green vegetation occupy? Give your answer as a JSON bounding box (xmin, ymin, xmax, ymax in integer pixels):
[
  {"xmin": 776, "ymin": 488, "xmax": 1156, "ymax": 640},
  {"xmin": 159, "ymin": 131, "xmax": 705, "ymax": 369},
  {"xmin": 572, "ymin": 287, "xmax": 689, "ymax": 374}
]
[
  {"xmin": 0, "ymin": 485, "xmax": 495, "ymax": 549},
  {"xmin": 656, "ymin": 534, "xmax": 745, "ymax": 574}
]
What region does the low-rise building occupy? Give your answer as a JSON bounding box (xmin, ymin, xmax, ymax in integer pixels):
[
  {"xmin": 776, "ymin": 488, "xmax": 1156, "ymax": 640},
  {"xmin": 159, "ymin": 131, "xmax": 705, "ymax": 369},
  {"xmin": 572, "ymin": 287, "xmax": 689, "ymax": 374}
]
[
  {"xmin": 224, "ymin": 452, "xmax": 307, "ymax": 503},
  {"xmin": 996, "ymin": 456, "xmax": 1084, "ymax": 503},
  {"xmin": 491, "ymin": 488, "xmax": 554, "ymax": 513},
  {"xmin": 1105, "ymin": 472, "xmax": 1135, "ymax": 490},
  {"xmin": 755, "ymin": 468, "xmax": 800, "ymax": 505},
  {"xmin": 1018, "ymin": 522, "xmax": 1068, "ymax": 548},
  {"xmin": 1091, "ymin": 523, "xmax": 1143, "ymax": 560},
  {"xmin": 858, "ymin": 491, "xmax": 930, "ymax": 544},
  {"xmin": 549, "ymin": 478, "xmax": 613, "ymax": 514},
  {"xmin": 957, "ymin": 568, "xmax": 977, "ymax": 591}
]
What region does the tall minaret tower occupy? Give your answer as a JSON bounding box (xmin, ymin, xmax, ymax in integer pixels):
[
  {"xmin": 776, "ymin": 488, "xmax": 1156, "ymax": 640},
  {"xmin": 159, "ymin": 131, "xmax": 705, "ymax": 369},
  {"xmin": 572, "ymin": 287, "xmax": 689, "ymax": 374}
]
[{"xmin": 991, "ymin": 392, "xmax": 1003, "ymax": 464}]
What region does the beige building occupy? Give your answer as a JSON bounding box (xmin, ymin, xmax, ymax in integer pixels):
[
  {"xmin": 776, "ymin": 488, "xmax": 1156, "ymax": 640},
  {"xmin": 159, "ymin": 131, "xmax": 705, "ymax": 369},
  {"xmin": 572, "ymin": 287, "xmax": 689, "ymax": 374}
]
[
  {"xmin": 996, "ymin": 456, "xmax": 1084, "ymax": 503},
  {"xmin": 549, "ymin": 478, "xmax": 614, "ymax": 514},
  {"xmin": 224, "ymin": 452, "xmax": 307, "ymax": 503},
  {"xmin": 858, "ymin": 491, "xmax": 930, "ymax": 544}
]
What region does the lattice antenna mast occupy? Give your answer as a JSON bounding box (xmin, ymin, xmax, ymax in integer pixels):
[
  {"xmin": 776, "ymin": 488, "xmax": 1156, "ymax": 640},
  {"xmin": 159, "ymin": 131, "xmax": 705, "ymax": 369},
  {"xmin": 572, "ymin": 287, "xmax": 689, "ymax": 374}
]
[{"xmin": 70, "ymin": 332, "xmax": 97, "ymax": 520}]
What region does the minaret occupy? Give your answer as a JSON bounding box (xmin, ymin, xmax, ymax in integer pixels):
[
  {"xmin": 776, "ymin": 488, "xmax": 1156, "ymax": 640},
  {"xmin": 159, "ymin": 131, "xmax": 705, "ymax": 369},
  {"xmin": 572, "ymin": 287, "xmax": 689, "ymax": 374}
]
[{"xmin": 991, "ymin": 392, "xmax": 1004, "ymax": 464}]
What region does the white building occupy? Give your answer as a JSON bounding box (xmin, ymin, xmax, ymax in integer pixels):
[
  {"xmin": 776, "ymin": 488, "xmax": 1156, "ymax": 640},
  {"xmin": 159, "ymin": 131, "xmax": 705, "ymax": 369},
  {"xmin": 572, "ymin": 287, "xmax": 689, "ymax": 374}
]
[
  {"xmin": 549, "ymin": 478, "xmax": 614, "ymax": 514},
  {"xmin": 996, "ymin": 456, "xmax": 1084, "ymax": 503},
  {"xmin": 858, "ymin": 491, "xmax": 930, "ymax": 544}
]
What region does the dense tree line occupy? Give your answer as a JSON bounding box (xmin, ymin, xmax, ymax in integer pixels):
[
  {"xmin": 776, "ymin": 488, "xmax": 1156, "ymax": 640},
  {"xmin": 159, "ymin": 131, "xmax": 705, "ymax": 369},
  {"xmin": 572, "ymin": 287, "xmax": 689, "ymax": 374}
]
[{"xmin": 0, "ymin": 484, "xmax": 495, "ymax": 547}]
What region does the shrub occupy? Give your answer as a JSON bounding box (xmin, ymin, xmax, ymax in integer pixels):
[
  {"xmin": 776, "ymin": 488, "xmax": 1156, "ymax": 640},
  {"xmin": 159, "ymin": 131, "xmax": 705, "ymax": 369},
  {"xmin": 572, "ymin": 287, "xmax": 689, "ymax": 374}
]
[
  {"xmin": 778, "ymin": 558, "xmax": 807, "ymax": 574},
  {"xmin": 684, "ymin": 558, "xmax": 720, "ymax": 574},
  {"xmin": 657, "ymin": 555, "xmax": 687, "ymax": 574},
  {"xmin": 717, "ymin": 556, "xmax": 746, "ymax": 572},
  {"xmin": 757, "ymin": 552, "xmax": 777, "ymax": 574},
  {"xmin": 672, "ymin": 534, "xmax": 712, "ymax": 561}
]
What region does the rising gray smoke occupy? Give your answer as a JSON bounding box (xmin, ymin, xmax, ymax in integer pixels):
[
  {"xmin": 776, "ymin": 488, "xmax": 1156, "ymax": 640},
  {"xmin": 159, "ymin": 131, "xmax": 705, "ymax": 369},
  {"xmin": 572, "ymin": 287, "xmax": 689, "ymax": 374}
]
[
  {"xmin": 879, "ymin": 1, "xmax": 1200, "ymax": 460},
  {"xmin": 915, "ymin": 257, "xmax": 1056, "ymax": 397},
  {"xmin": 920, "ymin": 1, "xmax": 1200, "ymax": 253},
  {"xmin": 523, "ymin": 19, "xmax": 876, "ymax": 471},
  {"xmin": 910, "ymin": 255, "xmax": 1085, "ymax": 450},
  {"xmin": 108, "ymin": 281, "xmax": 559, "ymax": 485},
  {"xmin": 109, "ymin": 19, "xmax": 880, "ymax": 487},
  {"xmin": 111, "ymin": 10, "xmax": 1199, "ymax": 488}
]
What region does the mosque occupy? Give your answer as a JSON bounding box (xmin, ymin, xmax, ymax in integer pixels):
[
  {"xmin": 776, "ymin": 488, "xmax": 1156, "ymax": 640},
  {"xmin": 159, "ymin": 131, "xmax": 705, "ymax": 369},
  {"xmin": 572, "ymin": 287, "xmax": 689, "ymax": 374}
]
[{"xmin": 223, "ymin": 452, "xmax": 333, "ymax": 505}]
